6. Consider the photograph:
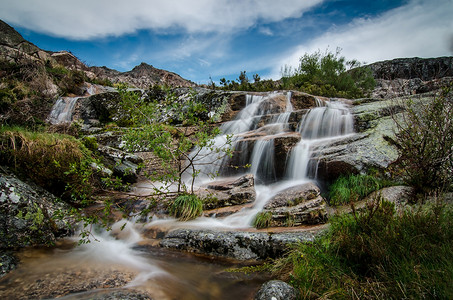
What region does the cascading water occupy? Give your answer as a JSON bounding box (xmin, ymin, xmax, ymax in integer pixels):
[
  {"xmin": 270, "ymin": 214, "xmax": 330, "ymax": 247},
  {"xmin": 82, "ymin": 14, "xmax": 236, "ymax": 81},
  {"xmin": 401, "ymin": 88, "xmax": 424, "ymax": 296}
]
[
  {"xmin": 286, "ymin": 99, "xmax": 354, "ymax": 180},
  {"xmin": 48, "ymin": 96, "xmax": 79, "ymax": 124},
  {"xmin": 178, "ymin": 92, "xmax": 354, "ymax": 228}
]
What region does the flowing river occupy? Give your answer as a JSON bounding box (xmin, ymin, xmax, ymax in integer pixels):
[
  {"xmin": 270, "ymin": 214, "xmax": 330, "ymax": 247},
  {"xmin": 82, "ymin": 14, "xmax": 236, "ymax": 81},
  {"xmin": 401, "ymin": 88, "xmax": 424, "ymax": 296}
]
[{"xmin": 0, "ymin": 90, "xmax": 354, "ymax": 299}]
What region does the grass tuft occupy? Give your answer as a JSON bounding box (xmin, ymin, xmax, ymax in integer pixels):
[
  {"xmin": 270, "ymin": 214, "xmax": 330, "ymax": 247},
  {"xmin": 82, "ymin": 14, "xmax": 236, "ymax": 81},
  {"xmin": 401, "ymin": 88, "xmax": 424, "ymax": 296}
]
[
  {"xmin": 253, "ymin": 211, "xmax": 273, "ymax": 229},
  {"xmin": 169, "ymin": 193, "xmax": 203, "ymax": 221}
]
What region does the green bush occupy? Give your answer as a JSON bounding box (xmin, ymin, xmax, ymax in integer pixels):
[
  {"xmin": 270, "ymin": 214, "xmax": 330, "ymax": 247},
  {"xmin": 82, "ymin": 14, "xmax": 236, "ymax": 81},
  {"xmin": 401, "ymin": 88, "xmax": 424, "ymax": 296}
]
[
  {"xmin": 169, "ymin": 193, "xmax": 203, "ymax": 221},
  {"xmin": 281, "ymin": 48, "xmax": 375, "ymax": 98},
  {"xmin": 393, "ymin": 85, "xmax": 453, "ymax": 195},
  {"xmin": 328, "ymin": 174, "xmax": 384, "ymax": 205},
  {"xmin": 272, "ymin": 199, "xmax": 453, "ymax": 299}
]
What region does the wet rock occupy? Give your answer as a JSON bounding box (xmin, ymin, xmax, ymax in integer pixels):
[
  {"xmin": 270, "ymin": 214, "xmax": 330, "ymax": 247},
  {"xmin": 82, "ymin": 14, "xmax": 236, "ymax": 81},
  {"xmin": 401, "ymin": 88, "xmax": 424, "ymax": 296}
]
[
  {"xmin": 0, "ymin": 167, "xmax": 73, "ymax": 249},
  {"xmin": 308, "ymin": 94, "xmax": 438, "ymax": 180},
  {"xmin": 0, "ymin": 251, "xmax": 18, "ymax": 278},
  {"xmin": 290, "ymin": 92, "xmax": 319, "ymax": 110},
  {"xmin": 198, "ymin": 174, "xmax": 256, "ymax": 209},
  {"xmin": 97, "ymin": 146, "xmax": 143, "ymax": 183},
  {"xmin": 263, "ymin": 183, "xmax": 327, "ymax": 226},
  {"xmin": 223, "ymin": 133, "xmax": 301, "ymax": 182},
  {"xmin": 160, "ymin": 229, "xmax": 317, "ymax": 260},
  {"xmin": 255, "ymin": 280, "xmax": 300, "ymax": 300}
]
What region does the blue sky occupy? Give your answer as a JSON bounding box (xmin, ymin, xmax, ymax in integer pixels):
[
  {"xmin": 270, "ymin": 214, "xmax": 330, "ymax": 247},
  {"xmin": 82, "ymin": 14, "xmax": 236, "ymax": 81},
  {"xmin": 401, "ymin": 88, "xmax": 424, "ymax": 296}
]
[{"xmin": 1, "ymin": 0, "xmax": 452, "ymax": 84}]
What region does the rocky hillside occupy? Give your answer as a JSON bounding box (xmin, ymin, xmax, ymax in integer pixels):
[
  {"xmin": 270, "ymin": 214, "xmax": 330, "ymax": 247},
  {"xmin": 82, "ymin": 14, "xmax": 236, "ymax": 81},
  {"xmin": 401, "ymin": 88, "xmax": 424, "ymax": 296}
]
[
  {"xmin": 366, "ymin": 56, "xmax": 453, "ymax": 98},
  {"xmin": 0, "ymin": 19, "xmax": 195, "ymax": 93},
  {"xmin": 51, "ymin": 51, "xmax": 196, "ymax": 89}
]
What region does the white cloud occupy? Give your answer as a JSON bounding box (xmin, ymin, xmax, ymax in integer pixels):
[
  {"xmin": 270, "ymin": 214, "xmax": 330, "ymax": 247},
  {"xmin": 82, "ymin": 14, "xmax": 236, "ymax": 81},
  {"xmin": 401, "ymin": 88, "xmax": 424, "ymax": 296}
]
[
  {"xmin": 0, "ymin": 0, "xmax": 323, "ymax": 39},
  {"xmin": 274, "ymin": 0, "xmax": 453, "ymax": 78}
]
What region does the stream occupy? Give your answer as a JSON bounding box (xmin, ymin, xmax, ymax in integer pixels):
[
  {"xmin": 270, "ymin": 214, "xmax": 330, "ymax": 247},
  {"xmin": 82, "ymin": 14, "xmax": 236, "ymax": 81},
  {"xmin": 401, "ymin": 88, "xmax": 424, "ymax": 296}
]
[
  {"xmin": 0, "ymin": 221, "xmax": 267, "ymax": 299},
  {"xmin": 0, "ymin": 90, "xmax": 354, "ymax": 299}
]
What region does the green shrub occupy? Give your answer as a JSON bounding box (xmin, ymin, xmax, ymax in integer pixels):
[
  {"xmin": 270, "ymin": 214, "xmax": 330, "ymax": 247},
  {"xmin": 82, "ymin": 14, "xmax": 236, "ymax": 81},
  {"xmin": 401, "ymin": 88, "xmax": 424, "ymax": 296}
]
[
  {"xmin": 271, "ymin": 198, "xmax": 453, "ymax": 299},
  {"xmin": 281, "ymin": 48, "xmax": 375, "ymax": 98},
  {"xmin": 169, "ymin": 193, "xmax": 203, "ymax": 221},
  {"xmin": 328, "ymin": 174, "xmax": 383, "ymax": 205},
  {"xmin": 253, "ymin": 211, "xmax": 273, "ymax": 229},
  {"xmin": 392, "ymin": 85, "xmax": 453, "ymax": 195}
]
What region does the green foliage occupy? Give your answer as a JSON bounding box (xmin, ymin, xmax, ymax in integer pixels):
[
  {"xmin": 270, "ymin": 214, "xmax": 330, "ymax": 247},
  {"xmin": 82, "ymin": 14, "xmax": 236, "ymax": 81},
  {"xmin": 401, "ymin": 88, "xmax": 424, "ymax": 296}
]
[
  {"xmin": 281, "ymin": 48, "xmax": 375, "ymax": 98},
  {"xmin": 253, "ymin": 211, "xmax": 273, "ymax": 229},
  {"xmin": 169, "ymin": 193, "xmax": 203, "ymax": 221},
  {"xmin": 272, "ymin": 198, "xmax": 453, "ymax": 299},
  {"xmin": 0, "ymin": 126, "xmax": 99, "ymax": 204},
  {"xmin": 217, "ymin": 48, "xmax": 374, "ymax": 97},
  {"xmin": 81, "ymin": 135, "xmax": 99, "ymax": 152},
  {"xmin": 392, "ymin": 85, "xmax": 453, "ymax": 195},
  {"xmin": 328, "ymin": 173, "xmax": 387, "ymax": 205},
  {"xmin": 117, "ymin": 85, "xmax": 233, "ymax": 196}
]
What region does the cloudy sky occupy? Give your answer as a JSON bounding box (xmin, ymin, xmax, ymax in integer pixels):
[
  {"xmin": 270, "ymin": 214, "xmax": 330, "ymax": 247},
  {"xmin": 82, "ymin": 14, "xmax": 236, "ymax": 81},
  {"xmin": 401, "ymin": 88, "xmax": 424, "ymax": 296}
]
[{"xmin": 1, "ymin": 0, "xmax": 452, "ymax": 84}]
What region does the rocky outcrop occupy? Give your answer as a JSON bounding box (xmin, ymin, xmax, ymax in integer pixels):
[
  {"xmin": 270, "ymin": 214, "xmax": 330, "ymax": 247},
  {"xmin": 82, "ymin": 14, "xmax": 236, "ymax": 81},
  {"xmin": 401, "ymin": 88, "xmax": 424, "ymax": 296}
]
[
  {"xmin": 368, "ymin": 57, "xmax": 453, "ymax": 81},
  {"xmin": 367, "ymin": 57, "xmax": 453, "ymax": 98},
  {"xmin": 160, "ymin": 229, "xmax": 318, "ymax": 260},
  {"xmin": 97, "ymin": 146, "xmax": 143, "ymax": 183},
  {"xmin": 0, "ymin": 19, "xmax": 52, "ymax": 64},
  {"xmin": 309, "ymin": 93, "xmax": 437, "ymax": 180},
  {"xmin": 255, "ymin": 280, "xmax": 300, "ymax": 300},
  {"xmin": 0, "ymin": 167, "xmax": 73, "ymax": 249},
  {"xmin": 263, "ymin": 182, "xmax": 327, "ymax": 226},
  {"xmin": 198, "ymin": 174, "xmax": 256, "ymax": 209}
]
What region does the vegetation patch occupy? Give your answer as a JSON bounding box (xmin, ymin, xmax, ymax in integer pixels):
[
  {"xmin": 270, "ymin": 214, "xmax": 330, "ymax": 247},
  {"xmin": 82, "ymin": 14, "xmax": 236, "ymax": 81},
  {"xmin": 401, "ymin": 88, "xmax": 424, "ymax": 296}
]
[
  {"xmin": 270, "ymin": 198, "xmax": 453, "ymax": 299},
  {"xmin": 392, "ymin": 85, "xmax": 453, "ymax": 196},
  {"xmin": 0, "ymin": 126, "xmax": 99, "ymax": 204},
  {"xmin": 328, "ymin": 173, "xmax": 392, "ymax": 206},
  {"xmin": 253, "ymin": 211, "xmax": 273, "ymax": 229},
  {"xmin": 169, "ymin": 193, "xmax": 203, "ymax": 221}
]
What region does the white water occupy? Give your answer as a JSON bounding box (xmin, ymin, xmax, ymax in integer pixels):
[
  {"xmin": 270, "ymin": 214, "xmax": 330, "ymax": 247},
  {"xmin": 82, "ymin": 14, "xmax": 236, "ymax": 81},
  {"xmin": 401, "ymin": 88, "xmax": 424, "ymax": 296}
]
[
  {"xmin": 47, "ymin": 83, "xmax": 102, "ymax": 125},
  {"xmin": 48, "ymin": 97, "xmax": 79, "ymax": 124},
  {"xmin": 286, "ymin": 99, "xmax": 354, "ymax": 179},
  {"xmin": 2, "ymin": 91, "xmax": 356, "ymax": 299},
  {"xmin": 149, "ymin": 91, "xmax": 354, "ymax": 230}
]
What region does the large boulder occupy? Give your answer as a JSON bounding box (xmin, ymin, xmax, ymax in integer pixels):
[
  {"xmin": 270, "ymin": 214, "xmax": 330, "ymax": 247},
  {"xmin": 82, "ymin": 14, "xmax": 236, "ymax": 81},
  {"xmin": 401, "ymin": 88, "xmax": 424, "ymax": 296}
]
[
  {"xmin": 0, "ymin": 167, "xmax": 73, "ymax": 249},
  {"xmin": 160, "ymin": 229, "xmax": 317, "ymax": 260},
  {"xmin": 263, "ymin": 182, "xmax": 327, "ymax": 226},
  {"xmin": 255, "ymin": 280, "xmax": 300, "ymax": 300},
  {"xmin": 198, "ymin": 174, "xmax": 256, "ymax": 209}
]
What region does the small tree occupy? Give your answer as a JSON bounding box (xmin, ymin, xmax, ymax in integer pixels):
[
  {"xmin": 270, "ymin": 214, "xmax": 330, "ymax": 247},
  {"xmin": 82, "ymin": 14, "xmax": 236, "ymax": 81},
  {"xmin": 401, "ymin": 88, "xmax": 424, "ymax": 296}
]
[
  {"xmin": 117, "ymin": 85, "xmax": 233, "ymax": 196},
  {"xmin": 392, "ymin": 85, "xmax": 453, "ymax": 196}
]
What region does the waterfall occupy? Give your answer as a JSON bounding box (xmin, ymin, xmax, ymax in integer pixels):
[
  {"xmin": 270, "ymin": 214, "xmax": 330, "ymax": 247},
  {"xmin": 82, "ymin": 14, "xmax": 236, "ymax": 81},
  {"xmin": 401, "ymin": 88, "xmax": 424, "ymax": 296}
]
[
  {"xmin": 186, "ymin": 92, "xmax": 293, "ymax": 186},
  {"xmin": 48, "ymin": 96, "xmax": 79, "ymax": 124},
  {"xmin": 286, "ymin": 99, "xmax": 354, "ymax": 180}
]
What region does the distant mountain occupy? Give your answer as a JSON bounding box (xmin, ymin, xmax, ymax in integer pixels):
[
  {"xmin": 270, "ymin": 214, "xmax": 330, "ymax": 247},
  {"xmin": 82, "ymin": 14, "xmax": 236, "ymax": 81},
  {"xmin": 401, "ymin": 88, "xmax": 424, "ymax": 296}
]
[{"xmin": 0, "ymin": 19, "xmax": 196, "ymax": 90}]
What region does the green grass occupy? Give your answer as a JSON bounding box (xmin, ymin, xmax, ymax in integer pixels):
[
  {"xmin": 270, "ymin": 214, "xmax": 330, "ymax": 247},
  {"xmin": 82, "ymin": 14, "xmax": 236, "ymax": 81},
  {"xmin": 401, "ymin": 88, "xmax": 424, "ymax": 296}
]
[
  {"xmin": 0, "ymin": 126, "xmax": 98, "ymax": 204},
  {"xmin": 328, "ymin": 173, "xmax": 393, "ymax": 206},
  {"xmin": 169, "ymin": 193, "xmax": 203, "ymax": 221},
  {"xmin": 253, "ymin": 211, "xmax": 273, "ymax": 229},
  {"xmin": 271, "ymin": 198, "xmax": 453, "ymax": 299}
]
